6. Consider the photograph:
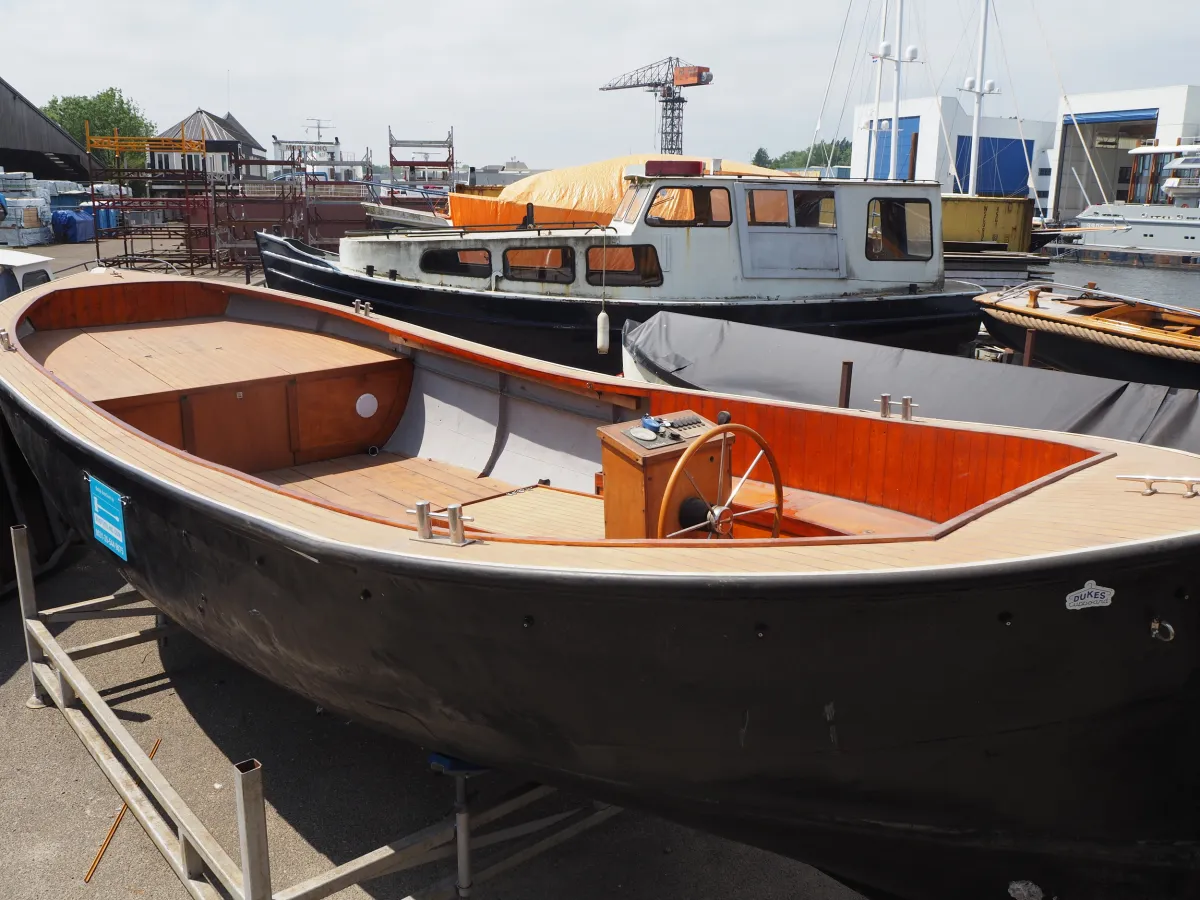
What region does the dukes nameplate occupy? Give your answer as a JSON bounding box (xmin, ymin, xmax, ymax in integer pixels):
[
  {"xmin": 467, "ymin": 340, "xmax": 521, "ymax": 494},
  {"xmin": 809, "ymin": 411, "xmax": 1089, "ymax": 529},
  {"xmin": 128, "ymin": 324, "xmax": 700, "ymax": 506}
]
[{"xmin": 1066, "ymin": 580, "xmax": 1113, "ymax": 610}]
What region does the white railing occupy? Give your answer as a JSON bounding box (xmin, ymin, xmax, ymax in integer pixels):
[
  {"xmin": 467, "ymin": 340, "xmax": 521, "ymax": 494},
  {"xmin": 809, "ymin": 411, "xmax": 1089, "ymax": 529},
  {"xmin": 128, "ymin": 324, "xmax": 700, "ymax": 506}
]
[
  {"xmin": 233, "ymin": 182, "xmax": 378, "ymax": 199},
  {"xmin": 307, "ymin": 183, "xmax": 377, "ymax": 199}
]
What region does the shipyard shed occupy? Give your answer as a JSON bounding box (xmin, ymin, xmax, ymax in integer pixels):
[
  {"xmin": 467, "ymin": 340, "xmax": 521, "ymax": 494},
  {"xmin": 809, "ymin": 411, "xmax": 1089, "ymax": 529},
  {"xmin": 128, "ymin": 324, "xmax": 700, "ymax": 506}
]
[{"xmin": 0, "ymin": 75, "xmax": 99, "ymax": 181}]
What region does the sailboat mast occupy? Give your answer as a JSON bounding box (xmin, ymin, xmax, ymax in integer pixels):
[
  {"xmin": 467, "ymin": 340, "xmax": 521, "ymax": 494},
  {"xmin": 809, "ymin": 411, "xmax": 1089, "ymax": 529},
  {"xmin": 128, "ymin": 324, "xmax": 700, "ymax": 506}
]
[
  {"xmin": 888, "ymin": 0, "xmax": 904, "ymax": 180},
  {"xmin": 868, "ymin": 0, "xmax": 890, "ymax": 179},
  {"xmin": 968, "ymin": 0, "xmax": 990, "ymax": 196}
]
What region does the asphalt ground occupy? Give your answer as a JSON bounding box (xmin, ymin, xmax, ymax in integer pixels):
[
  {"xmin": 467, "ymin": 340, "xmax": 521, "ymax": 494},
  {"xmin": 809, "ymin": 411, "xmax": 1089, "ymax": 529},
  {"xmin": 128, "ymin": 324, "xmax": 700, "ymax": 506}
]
[
  {"xmin": 1, "ymin": 547, "xmax": 863, "ymax": 900},
  {"xmin": 37, "ymin": 238, "xmax": 264, "ymax": 287}
]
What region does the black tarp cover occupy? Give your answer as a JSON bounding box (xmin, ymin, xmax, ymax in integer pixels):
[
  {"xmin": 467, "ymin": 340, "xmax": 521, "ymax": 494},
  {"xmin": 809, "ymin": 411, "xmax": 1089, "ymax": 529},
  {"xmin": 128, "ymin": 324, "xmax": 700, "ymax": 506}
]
[{"xmin": 623, "ymin": 313, "xmax": 1200, "ymax": 455}]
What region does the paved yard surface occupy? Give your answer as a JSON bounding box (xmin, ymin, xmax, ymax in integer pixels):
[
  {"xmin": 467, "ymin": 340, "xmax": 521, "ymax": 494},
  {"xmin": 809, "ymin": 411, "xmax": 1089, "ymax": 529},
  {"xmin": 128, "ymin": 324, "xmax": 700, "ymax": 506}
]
[
  {"xmin": 37, "ymin": 238, "xmax": 263, "ymax": 286},
  {"xmin": 1, "ymin": 548, "xmax": 863, "ymax": 900}
]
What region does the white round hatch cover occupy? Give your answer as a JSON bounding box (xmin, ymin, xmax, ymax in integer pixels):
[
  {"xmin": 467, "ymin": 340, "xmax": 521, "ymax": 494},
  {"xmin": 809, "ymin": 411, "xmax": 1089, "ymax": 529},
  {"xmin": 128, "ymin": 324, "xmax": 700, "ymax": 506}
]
[{"xmin": 355, "ymin": 393, "xmax": 379, "ymax": 418}]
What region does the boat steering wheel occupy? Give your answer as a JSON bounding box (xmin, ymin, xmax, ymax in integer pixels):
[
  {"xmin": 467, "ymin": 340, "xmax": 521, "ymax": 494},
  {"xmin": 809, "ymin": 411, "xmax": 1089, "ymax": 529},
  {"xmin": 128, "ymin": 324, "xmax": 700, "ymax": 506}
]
[{"xmin": 657, "ymin": 423, "xmax": 784, "ymax": 540}]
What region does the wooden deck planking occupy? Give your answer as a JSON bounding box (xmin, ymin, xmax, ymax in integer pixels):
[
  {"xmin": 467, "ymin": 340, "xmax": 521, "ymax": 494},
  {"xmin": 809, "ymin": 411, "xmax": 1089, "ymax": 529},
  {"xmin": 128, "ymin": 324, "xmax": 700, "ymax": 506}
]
[
  {"xmin": 26, "ymin": 329, "xmax": 173, "ymax": 401},
  {"xmin": 465, "ymin": 488, "xmax": 606, "ymax": 539},
  {"xmin": 23, "ymin": 317, "xmax": 398, "ymax": 402},
  {"xmin": 258, "ymin": 453, "xmax": 517, "ymax": 521}
]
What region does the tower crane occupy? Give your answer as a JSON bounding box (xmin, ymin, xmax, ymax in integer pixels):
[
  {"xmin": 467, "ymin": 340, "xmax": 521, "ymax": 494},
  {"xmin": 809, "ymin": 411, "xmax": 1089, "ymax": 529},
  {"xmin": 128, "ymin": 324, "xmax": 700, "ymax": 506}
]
[{"xmin": 600, "ymin": 57, "xmax": 712, "ymax": 155}]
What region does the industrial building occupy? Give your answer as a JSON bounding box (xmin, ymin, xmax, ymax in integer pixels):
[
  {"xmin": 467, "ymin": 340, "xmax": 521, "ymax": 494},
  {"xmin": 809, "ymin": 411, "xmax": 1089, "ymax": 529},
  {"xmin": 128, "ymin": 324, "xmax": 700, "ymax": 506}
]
[
  {"xmin": 849, "ymin": 95, "xmax": 1054, "ymax": 211},
  {"xmin": 154, "ymin": 108, "xmax": 268, "ymax": 178},
  {"xmin": 1047, "ymin": 84, "xmax": 1200, "ymax": 220},
  {"xmin": 0, "ymin": 74, "xmax": 98, "ymax": 181}
]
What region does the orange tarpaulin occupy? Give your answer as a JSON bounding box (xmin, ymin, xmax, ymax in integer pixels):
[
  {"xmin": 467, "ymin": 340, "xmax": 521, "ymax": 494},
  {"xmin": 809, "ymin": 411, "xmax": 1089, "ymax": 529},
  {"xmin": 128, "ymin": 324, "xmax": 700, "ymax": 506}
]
[
  {"xmin": 447, "ymin": 153, "xmax": 791, "ymax": 228},
  {"xmin": 445, "ymin": 193, "xmax": 606, "ymax": 229}
]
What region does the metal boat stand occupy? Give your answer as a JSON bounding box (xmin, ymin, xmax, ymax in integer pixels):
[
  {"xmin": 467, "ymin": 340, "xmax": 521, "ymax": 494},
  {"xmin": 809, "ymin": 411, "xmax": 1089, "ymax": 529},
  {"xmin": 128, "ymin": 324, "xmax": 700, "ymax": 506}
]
[{"xmin": 12, "ymin": 525, "xmax": 620, "ymax": 900}]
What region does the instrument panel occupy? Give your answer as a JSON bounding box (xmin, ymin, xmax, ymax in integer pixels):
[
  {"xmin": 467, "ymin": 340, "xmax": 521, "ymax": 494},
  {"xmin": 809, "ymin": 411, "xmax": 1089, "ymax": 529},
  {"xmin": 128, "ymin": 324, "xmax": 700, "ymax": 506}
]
[{"xmin": 624, "ymin": 412, "xmax": 709, "ymax": 448}]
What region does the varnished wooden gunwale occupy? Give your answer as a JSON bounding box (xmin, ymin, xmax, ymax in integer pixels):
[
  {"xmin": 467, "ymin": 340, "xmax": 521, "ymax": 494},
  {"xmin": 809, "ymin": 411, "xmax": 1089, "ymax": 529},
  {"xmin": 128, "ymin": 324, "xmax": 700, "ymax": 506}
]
[
  {"xmin": 978, "ymin": 290, "xmax": 1200, "ymax": 352},
  {"xmin": 2, "ymin": 270, "xmax": 1199, "ymax": 575}
]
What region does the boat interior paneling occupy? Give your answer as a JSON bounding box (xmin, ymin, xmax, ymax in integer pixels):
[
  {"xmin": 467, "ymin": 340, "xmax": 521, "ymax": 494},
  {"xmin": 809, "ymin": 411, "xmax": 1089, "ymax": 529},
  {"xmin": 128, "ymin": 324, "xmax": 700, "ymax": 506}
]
[
  {"xmin": 382, "ymin": 351, "xmax": 620, "ymax": 496},
  {"xmin": 22, "ymin": 281, "xmax": 230, "ymax": 331},
  {"xmin": 649, "ymin": 393, "xmax": 1094, "ymax": 525}
]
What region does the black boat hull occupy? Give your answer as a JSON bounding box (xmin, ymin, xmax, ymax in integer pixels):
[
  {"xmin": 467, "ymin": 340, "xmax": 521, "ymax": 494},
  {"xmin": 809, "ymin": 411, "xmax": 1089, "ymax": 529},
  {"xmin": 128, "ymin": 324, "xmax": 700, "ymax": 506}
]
[
  {"xmin": 256, "ymin": 233, "xmax": 982, "ymax": 375},
  {"xmin": 982, "ymin": 310, "xmax": 1200, "ymax": 389},
  {"xmin": 2, "ymin": 388, "xmax": 1197, "ymax": 900}
]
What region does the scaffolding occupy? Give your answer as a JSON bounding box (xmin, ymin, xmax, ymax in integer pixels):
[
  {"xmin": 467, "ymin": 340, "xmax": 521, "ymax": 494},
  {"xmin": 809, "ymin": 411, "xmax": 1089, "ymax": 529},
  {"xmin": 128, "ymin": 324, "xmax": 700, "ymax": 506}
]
[
  {"xmin": 210, "ymin": 157, "xmax": 309, "ymax": 275},
  {"xmin": 386, "ymin": 127, "xmax": 454, "ymax": 216},
  {"xmin": 84, "ymin": 122, "xmax": 214, "ymax": 275},
  {"xmin": 82, "ymin": 123, "xmax": 379, "ymax": 277}
]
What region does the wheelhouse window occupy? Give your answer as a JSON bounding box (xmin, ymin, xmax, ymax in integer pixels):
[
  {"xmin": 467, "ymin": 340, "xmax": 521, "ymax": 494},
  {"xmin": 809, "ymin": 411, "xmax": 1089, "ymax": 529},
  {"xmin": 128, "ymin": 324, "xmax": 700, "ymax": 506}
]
[
  {"xmin": 613, "ymin": 187, "xmax": 639, "ymax": 222},
  {"xmin": 745, "ymin": 189, "xmax": 790, "ymax": 226},
  {"xmin": 20, "ymin": 269, "xmax": 51, "ymax": 290},
  {"xmin": 620, "ymin": 186, "xmax": 651, "ymax": 224},
  {"xmin": 503, "ymin": 247, "xmax": 575, "ymax": 284},
  {"xmin": 793, "ymin": 190, "xmax": 836, "ymax": 228},
  {"xmin": 865, "ymin": 199, "xmax": 933, "ymax": 261},
  {"xmin": 586, "ymin": 245, "xmax": 663, "ymax": 287},
  {"xmin": 420, "ymin": 248, "xmax": 492, "ymax": 277},
  {"xmin": 645, "ymin": 186, "xmax": 731, "ymax": 227}
]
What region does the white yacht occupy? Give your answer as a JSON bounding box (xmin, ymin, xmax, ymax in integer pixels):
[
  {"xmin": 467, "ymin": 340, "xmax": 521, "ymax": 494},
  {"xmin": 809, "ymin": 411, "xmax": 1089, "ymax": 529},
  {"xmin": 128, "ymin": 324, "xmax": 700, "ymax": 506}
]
[{"xmin": 1073, "ymin": 143, "xmax": 1200, "ymax": 255}]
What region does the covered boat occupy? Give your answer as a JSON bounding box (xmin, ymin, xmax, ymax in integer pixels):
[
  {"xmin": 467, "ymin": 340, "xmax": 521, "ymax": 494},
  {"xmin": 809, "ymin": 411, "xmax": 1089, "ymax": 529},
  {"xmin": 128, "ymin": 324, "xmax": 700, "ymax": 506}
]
[
  {"xmin": 619, "ymin": 309, "xmax": 1200, "ymax": 457},
  {"xmin": 259, "ymin": 160, "xmax": 982, "ymax": 374},
  {"xmin": 978, "ymin": 282, "xmax": 1200, "ymax": 388},
  {"xmin": 0, "ymin": 271, "xmax": 1197, "ymax": 900}
]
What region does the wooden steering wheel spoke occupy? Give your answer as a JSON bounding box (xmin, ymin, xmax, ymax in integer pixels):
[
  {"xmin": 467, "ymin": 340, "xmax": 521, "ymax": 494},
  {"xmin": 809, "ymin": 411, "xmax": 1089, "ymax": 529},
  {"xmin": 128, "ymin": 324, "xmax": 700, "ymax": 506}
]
[{"xmin": 656, "ymin": 423, "xmax": 784, "ymax": 540}]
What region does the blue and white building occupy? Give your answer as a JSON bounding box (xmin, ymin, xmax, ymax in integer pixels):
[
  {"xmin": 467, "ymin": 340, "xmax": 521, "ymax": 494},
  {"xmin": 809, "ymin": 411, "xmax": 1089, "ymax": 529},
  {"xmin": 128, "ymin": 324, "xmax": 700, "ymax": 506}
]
[
  {"xmin": 1047, "ymin": 85, "xmax": 1200, "ymax": 220},
  {"xmin": 850, "ymin": 96, "xmax": 1055, "ymax": 212}
]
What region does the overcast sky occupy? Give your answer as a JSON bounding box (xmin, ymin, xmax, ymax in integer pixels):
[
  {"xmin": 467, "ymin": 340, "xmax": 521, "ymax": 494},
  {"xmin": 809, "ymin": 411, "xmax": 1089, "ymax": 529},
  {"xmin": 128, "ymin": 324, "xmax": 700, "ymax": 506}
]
[{"xmin": 6, "ymin": 0, "xmax": 1198, "ymax": 169}]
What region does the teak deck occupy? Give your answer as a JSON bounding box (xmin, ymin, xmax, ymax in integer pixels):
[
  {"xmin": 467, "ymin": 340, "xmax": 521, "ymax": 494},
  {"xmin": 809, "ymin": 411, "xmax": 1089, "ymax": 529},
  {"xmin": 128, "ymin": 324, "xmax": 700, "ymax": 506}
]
[
  {"xmin": 23, "ymin": 317, "xmax": 398, "ymax": 403},
  {"xmin": 259, "ymin": 453, "xmax": 516, "ymax": 522},
  {"xmin": 4, "ymin": 270, "xmax": 1200, "ymax": 577}
]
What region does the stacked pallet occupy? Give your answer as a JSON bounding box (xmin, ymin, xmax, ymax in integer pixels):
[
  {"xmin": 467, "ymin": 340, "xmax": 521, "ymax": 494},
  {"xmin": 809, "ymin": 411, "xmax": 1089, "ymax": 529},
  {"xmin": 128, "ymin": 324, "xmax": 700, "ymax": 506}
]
[
  {"xmin": 0, "ymin": 169, "xmax": 130, "ymax": 246},
  {"xmin": 0, "ymin": 171, "xmax": 52, "ymax": 246}
]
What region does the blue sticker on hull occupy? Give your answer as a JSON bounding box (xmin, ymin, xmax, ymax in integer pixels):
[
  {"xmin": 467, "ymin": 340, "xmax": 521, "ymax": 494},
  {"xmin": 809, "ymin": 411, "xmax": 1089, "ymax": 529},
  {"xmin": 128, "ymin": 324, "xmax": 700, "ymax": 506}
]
[{"xmin": 89, "ymin": 475, "xmax": 127, "ymax": 561}]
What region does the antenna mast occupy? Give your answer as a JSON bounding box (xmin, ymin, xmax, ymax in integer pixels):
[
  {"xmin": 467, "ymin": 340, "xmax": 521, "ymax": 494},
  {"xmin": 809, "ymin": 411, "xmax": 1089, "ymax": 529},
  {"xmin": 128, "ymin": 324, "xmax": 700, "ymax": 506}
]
[
  {"xmin": 304, "ymin": 118, "xmax": 334, "ymax": 142},
  {"xmin": 967, "ymin": 0, "xmax": 990, "ymax": 195}
]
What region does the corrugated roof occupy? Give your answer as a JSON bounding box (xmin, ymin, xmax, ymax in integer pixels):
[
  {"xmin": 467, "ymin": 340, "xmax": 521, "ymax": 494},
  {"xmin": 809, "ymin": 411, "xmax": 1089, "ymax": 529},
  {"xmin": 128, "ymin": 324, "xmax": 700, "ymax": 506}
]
[
  {"xmin": 219, "ymin": 112, "xmax": 263, "ymax": 151},
  {"xmin": 157, "ymin": 109, "xmax": 265, "ymax": 152}
]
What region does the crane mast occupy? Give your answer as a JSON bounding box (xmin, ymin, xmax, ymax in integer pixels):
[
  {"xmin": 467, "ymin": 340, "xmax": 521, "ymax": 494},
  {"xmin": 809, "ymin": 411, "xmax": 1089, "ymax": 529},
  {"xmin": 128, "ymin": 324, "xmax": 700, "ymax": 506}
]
[{"xmin": 600, "ymin": 56, "xmax": 713, "ymax": 155}]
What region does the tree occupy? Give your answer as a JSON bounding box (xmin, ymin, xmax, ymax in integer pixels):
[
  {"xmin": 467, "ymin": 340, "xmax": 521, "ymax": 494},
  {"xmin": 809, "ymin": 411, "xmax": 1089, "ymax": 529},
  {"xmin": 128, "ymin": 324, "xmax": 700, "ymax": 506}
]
[
  {"xmin": 771, "ymin": 139, "xmax": 853, "ymax": 171},
  {"xmin": 750, "ymin": 139, "xmax": 853, "ymax": 171},
  {"xmin": 42, "ymin": 88, "xmax": 156, "ymax": 168}
]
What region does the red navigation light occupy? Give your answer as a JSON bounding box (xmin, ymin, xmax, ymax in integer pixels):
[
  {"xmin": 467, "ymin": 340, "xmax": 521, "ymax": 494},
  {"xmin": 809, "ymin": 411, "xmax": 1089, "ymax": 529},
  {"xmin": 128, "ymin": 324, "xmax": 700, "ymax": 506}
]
[{"xmin": 645, "ymin": 160, "xmax": 705, "ymax": 177}]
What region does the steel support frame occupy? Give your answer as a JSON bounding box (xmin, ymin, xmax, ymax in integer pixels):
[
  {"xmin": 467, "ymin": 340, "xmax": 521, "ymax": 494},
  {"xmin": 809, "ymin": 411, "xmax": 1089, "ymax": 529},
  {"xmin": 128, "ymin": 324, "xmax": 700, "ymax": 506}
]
[{"xmin": 12, "ymin": 525, "xmax": 618, "ymax": 900}]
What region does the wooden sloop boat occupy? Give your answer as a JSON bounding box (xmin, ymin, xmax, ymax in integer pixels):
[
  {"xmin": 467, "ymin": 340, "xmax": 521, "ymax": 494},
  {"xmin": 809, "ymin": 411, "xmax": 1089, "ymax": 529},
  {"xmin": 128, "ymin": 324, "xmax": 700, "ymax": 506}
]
[
  {"xmin": 0, "ymin": 271, "xmax": 1197, "ymax": 900},
  {"xmin": 977, "ymin": 282, "xmax": 1200, "ymax": 388}
]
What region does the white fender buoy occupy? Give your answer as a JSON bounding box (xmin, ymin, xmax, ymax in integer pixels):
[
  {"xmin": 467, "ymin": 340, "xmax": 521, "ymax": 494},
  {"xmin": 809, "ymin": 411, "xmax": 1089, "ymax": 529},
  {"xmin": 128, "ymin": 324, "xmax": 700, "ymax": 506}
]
[{"xmin": 596, "ymin": 310, "xmax": 610, "ymax": 354}]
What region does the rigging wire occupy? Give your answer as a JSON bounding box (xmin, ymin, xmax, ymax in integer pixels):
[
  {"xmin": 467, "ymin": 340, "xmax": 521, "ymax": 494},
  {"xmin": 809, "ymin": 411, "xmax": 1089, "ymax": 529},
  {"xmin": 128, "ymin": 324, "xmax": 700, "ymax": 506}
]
[
  {"xmin": 910, "ymin": 0, "xmax": 975, "ymax": 190},
  {"xmin": 805, "ymin": 0, "xmax": 860, "ymax": 171},
  {"xmin": 824, "ymin": 0, "xmax": 879, "ymax": 168},
  {"xmin": 990, "ymin": 1, "xmax": 1040, "ymax": 211},
  {"xmin": 1027, "ymin": 0, "xmax": 1109, "ymax": 207}
]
